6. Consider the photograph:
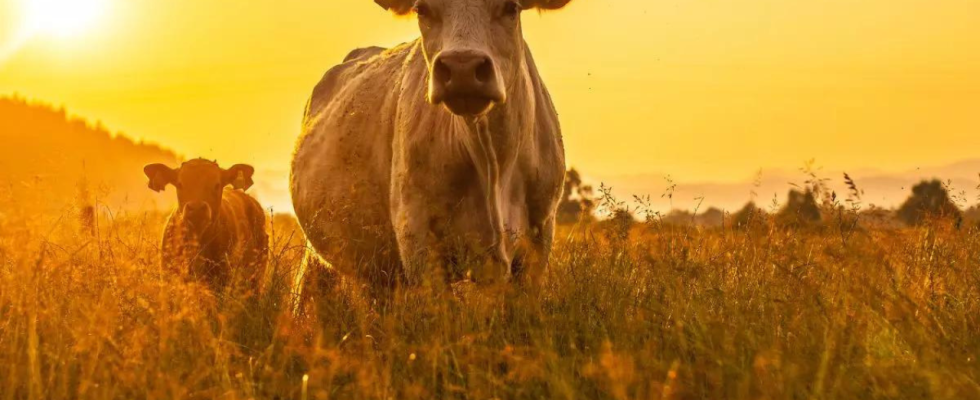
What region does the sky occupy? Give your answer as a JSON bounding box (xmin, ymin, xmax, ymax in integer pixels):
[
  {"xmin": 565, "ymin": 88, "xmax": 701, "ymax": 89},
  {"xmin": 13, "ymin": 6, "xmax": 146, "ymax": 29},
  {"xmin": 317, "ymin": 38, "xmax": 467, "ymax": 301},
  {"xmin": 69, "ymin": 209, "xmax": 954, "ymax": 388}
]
[{"xmin": 2, "ymin": 0, "xmax": 979, "ymax": 205}]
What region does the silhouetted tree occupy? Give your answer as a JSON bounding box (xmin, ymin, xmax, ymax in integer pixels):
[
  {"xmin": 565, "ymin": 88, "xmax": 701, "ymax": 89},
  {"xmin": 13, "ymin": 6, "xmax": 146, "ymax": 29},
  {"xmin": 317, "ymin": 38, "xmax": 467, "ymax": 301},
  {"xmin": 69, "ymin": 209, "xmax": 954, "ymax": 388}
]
[
  {"xmin": 698, "ymin": 207, "xmax": 725, "ymax": 227},
  {"xmin": 661, "ymin": 207, "xmax": 725, "ymax": 227},
  {"xmin": 732, "ymin": 202, "xmax": 765, "ymax": 229},
  {"xmin": 556, "ymin": 168, "xmax": 596, "ymax": 224},
  {"xmin": 896, "ymin": 180, "xmax": 961, "ymax": 226},
  {"xmin": 777, "ymin": 189, "xmax": 821, "ymax": 226},
  {"xmin": 662, "ymin": 209, "xmax": 694, "ymax": 226},
  {"xmin": 604, "ymin": 208, "xmax": 635, "ymax": 241},
  {"xmin": 963, "ymin": 205, "xmax": 980, "ymax": 225}
]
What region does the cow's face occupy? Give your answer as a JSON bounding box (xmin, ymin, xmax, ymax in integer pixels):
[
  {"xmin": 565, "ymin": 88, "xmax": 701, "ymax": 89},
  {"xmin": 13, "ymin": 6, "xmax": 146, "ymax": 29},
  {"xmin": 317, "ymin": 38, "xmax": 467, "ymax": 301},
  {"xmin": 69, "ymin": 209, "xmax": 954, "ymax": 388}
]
[
  {"xmin": 144, "ymin": 160, "xmax": 254, "ymax": 232},
  {"xmin": 375, "ymin": 0, "xmax": 572, "ymax": 116}
]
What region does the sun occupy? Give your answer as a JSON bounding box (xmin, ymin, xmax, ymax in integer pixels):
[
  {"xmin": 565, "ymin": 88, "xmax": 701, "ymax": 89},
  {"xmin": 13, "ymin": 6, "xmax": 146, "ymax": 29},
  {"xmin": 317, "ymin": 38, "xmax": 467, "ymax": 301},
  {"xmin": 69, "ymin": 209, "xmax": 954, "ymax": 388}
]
[{"xmin": 23, "ymin": 0, "xmax": 107, "ymax": 39}]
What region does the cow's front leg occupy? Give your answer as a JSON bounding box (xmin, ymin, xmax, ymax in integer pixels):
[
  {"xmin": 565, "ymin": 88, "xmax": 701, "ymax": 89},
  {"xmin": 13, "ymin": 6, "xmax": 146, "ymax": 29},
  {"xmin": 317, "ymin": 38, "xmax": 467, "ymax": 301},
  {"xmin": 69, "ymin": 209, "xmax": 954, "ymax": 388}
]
[
  {"xmin": 467, "ymin": 232, "xmax": 511, "ymax": 285},
  {"xmin": 394, "ymin": 197, "xmax": 510, "ymax": 286},
  {"xmin": 513, "ymin": 216, "xmax": 553, "ymax": 287},
  {"xmin": 393, "ymin": 198, "xmax": 452, "ymax": 287}
]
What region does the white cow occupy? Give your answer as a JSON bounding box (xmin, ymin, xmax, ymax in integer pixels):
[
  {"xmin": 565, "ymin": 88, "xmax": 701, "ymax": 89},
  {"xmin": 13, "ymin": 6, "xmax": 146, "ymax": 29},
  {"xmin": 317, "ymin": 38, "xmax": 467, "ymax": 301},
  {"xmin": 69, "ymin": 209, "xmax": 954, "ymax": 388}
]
[{"xmin": 291, "ymin": 0, "xmax": 570, "ymax": 290}]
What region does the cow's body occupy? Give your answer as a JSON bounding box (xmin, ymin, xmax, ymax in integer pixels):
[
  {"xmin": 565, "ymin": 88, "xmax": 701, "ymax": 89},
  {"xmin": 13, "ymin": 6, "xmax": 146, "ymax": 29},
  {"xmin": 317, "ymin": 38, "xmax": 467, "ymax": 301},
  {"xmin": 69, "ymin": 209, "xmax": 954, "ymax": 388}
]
[{"xmin": 291, "ymin": 38, "xmax": 565, "ymax": 286}]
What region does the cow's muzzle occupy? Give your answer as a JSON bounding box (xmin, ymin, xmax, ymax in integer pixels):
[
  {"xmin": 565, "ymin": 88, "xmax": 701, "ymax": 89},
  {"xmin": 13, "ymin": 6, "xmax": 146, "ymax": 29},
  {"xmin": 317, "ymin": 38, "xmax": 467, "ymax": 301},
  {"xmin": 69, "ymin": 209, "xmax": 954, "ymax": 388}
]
[{"xmin": 429, "ymin": 50, "xmax": 506, "ymax": 116}]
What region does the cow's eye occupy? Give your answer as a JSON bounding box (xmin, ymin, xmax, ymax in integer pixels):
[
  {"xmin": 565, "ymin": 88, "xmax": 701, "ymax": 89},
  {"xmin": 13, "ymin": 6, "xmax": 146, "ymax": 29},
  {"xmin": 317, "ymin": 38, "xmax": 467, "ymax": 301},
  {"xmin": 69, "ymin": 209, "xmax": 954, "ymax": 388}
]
[
  {"xmin": 414, "ymin": 3, "xmax": 431, "ymax": 19},
  {"xmin": 502, "ymin": 1, "xmax": 521, "ymax": 18}
]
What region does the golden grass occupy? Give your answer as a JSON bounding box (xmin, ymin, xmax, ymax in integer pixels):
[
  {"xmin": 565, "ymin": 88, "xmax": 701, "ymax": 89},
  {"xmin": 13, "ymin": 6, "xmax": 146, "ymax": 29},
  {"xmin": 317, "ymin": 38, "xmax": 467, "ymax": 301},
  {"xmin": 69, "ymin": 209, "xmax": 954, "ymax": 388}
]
[{"xmin": 1, "ymin": 206, "xmax": 979, "ymax": 399}]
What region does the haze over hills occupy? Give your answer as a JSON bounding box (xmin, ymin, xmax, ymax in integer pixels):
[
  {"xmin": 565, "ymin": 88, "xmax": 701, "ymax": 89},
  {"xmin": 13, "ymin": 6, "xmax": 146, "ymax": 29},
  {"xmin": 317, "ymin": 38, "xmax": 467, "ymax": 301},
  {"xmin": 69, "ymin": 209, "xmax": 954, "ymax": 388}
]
[
  {"xmin": 0, "ymin": 96, "xmax": 296, "ymax": 214},
  {"xmin": 4, "ymin": 94, "xmax": 979, "ymax": 216},
  {"xmin": 0, "ymin": 95, "xmax": 182, "ymax": 212},
  {"xmin": 592, "ymin": 161, "xmax": 980, "ymax": 214}
]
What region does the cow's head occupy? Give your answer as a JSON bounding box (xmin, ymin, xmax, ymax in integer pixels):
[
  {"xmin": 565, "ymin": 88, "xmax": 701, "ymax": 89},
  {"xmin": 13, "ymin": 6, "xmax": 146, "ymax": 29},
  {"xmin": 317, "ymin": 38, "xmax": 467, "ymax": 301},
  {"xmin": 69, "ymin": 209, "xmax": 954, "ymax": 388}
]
[
  {"xmin": 374, "ymin": 0, "xmax": 572, "ymax": 116},
  {"xmin": 144, "ymin": 159, "xmax": 254, "ymax": 232}
]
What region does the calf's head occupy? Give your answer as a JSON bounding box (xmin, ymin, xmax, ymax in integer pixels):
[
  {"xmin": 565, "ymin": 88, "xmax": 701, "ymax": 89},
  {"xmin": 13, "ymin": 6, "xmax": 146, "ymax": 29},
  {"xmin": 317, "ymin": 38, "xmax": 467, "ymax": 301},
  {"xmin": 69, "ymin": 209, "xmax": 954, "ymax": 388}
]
[
  {"xmin": 144, "ymin": 159, "xmax": 254, "ymax": 232},
  {"xmin": 374, "ymin": 0, "xmax": 572, "ymax": 116}
]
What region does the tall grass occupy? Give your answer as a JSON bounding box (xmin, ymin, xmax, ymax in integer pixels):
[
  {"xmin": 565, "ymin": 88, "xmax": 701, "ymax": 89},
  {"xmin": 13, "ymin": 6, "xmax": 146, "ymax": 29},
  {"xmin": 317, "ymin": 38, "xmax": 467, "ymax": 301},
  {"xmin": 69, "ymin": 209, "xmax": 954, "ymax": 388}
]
[{"xmin": 1, "ymin": 203, "xmax": 979, "ymax": 399}]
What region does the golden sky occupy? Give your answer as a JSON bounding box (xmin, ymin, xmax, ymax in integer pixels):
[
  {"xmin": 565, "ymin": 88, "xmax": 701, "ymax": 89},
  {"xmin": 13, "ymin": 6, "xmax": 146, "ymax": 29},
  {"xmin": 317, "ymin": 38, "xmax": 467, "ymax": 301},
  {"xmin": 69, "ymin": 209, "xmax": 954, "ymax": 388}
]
[{"xmin": 2, "ymin": 0, "xmax": 979, "ymax": 184}]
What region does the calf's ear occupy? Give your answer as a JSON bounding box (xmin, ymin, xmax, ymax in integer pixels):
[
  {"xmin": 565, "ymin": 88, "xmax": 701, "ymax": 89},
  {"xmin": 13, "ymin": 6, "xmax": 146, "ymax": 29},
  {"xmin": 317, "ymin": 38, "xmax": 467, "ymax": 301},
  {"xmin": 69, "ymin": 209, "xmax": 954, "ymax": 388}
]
[
  {"xmin": 144, "ymin": 164, "xmax": 176, "ymax": 192},
  {"xmin": 223, "ymin": 164, "xmax": 255, "ymax": 191},
  {"xmin": 374, "ymin": 0, "xmax": 415, "ymax": 14},
  {"xmin": 523, "ymin": 0, "xmax": 573, "ymax": 10}
]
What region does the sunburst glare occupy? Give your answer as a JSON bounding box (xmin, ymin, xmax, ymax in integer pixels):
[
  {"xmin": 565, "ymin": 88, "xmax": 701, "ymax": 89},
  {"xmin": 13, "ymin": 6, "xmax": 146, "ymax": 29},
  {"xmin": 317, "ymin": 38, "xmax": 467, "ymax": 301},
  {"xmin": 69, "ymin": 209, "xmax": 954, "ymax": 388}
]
[{"xmin": 23, "ymin": 0, "xmax": 107, "ymax": 39}]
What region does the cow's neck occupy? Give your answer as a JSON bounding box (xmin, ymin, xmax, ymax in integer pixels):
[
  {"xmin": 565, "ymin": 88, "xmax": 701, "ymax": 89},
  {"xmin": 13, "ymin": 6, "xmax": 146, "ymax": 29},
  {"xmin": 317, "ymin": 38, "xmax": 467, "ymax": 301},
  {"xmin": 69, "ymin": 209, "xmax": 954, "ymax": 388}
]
[
  {"xmin": 448, "ymin": 59, "xmax": 534, "ymax": 262},
  {"xmin": 454, "ymin": 57, "xmax": 534, "ymax": 180}
]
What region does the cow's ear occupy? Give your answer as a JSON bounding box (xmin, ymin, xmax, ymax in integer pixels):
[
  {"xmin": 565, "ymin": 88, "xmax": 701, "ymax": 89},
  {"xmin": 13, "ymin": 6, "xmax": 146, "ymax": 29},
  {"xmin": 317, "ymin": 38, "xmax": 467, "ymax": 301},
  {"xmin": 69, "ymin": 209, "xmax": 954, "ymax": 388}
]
[
  {"xmin": 374, "ymin": 0, "xmax": 415, "ymax": 15},
  {"xmin": 144, "ymin": 164, "xmax": 176, "ymax": 192},
  {"xmin": 523, "ymin": 0, "xmax": 572, "ymax": 10},
  {"xmin": 223, "ymin": 164, "xmax": 255, "ymax": 191}
]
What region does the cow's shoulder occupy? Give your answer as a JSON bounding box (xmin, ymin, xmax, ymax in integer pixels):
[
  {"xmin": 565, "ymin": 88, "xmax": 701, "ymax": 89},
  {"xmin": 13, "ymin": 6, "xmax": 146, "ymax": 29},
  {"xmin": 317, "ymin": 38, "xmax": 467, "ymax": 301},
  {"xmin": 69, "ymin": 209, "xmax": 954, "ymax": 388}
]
[
  {"xmin": 305, "ymin": 42, "xmax": 418, "ymax": 120},
  {"xmin": 306, "ymin": 49, "xmax": 380, "ymax": 118},
  {"xmin": 228, "ymin": 188, "xmax": 263, "ymax": 210},
  {"xmin": 522, "ymin": 45, "xmax": 565, "ymax": 161},
  {"xmin": 219, "ymin": 189, "xmax": 264, "ymax": 226},
  {"xmin": 520, "ymin": 45, "xmax": 566, "ymax": 212},
  {"xmin": 343, "ymin": 46, "xmax": 386, "ymax": 63}
]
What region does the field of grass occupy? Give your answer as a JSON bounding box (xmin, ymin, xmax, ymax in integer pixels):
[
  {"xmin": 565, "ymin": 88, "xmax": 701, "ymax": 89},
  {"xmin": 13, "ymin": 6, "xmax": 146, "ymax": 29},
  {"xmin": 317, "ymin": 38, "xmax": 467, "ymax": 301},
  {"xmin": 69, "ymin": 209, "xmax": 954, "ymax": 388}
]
[{"xmin": 2, "ymin": 203, "xmax": 979, "ymax": 399}]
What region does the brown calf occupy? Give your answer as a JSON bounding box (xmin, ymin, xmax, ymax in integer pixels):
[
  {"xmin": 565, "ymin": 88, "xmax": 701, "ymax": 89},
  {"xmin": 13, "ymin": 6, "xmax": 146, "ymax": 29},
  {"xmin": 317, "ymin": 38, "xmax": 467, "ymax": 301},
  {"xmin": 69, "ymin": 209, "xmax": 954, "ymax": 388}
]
[{"xmin": 144, "ymin": 159, "xmax": 268, "ymax": 292}]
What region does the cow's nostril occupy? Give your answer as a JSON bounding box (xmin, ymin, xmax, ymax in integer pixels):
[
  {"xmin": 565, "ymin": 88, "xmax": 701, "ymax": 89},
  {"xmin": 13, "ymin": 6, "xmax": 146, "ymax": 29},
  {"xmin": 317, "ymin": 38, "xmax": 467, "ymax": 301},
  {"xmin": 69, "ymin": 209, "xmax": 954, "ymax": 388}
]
[
  {"xmin": 434, "ymin": 59, "xmax": 452, "ymax": 86},
  {"xmin": 474, "ymin": 59, "xmax": 493, "ymax": 85}
]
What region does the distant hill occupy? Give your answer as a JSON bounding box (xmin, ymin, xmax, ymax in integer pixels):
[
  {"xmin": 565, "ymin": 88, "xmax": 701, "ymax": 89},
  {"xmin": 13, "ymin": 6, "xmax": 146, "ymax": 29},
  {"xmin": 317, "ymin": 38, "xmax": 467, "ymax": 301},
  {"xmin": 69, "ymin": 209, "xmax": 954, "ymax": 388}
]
[{"xmin": 0, "ymin": 95, "xmax": 181, "ymax": 212}]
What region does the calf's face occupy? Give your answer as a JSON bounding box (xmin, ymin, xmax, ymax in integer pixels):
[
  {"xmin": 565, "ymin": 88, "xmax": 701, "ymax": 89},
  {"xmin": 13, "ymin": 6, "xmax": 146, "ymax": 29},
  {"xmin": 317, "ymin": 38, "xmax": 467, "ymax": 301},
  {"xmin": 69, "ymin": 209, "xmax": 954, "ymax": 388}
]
[
  {"xmin": 144, "ymin": 160, "xmax": 254, "ymax": 232},
  {"xmin": 373, "ymin": 0, "xmax": 572, "ymax": 116}
]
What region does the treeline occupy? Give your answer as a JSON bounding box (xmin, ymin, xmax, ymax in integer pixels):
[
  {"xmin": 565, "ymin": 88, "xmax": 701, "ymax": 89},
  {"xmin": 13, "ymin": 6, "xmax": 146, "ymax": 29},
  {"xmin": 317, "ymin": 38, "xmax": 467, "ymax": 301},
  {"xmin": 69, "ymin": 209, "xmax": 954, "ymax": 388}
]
[
  {"xmin": 0, "ymin": 95, "xmax": 181, "ymax": 213},
  {"xmin": 558, "ymin": 168, "xmax": 974, "ymax": 229}
]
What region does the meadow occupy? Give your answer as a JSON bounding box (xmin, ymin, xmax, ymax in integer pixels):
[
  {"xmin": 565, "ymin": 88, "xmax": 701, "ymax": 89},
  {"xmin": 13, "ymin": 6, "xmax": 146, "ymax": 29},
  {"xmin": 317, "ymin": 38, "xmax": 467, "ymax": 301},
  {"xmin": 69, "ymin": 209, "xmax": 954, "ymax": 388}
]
[{"xmin": 1, "ymin": 197, "xmax": 979, "ymax": 400}]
